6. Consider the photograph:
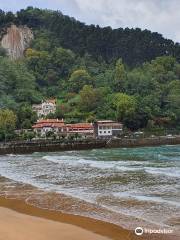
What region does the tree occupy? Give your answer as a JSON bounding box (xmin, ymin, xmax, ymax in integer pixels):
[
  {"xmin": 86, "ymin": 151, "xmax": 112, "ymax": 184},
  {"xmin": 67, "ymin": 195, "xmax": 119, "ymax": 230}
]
[
  {"xmin": 126, "ymin": 69, "xmax": 158, "ymax": 96},
  {"xmin": 150, "ymin": 56, "xmax": 177, "ymax": 83},
  {"xmin": 0, "ymin": 57, "xmax": 41, "ymax": 104},
  {"xmin": 5, "ymin": 11, "xmax": 16, "ymax": 23},
  {"xmin": 113, "ymin": 93, "xmax": 137, "ymax": 122},
  {"xmin": 22, "ymin": 131, "xmax": 35, "ymax": 141},
  {"xmin": 51, "ymin": 47, "xmax": 75, "ymax": 77},
  {"xmin": 68, "ymin": 69, "xmax": 93, "ymax": 93},
  {"xmin": 166, "ymin": 80, "xmax": 180, "ymax": 125},
  {"xmin": 0, "ymin": 47, "xmax": 7, "ymax": 57},
  {"xmin": 0, "ymin": 109, "xmax": 17, "ymax": 141},
  {"xmin": 79, "ymin": 85, "xmax": 99, "ymax": 112},
  {"xmin": 16, "ymin": 104, "xmax": 37, "ymax": 129},
  {"xmin": 113, "ymin": 59, "xmax": 126, "ymax": 92}
]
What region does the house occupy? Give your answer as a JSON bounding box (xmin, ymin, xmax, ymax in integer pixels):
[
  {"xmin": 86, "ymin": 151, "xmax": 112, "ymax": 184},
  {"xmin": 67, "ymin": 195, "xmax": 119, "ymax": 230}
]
[
  {"xmin": 32, "ymin": 118, "xmax": 122, "ymax": 139},
  {"xmin": 32, "ymin": 99, "xmax": 56, "ymax": 118},
  {"xmin": 32, "ymin": 119, "xmax": 64, "ymax": 137},
  {"xmin": 65, "ymin": 123, "xmax": 94, "ymax": 138},
  {"xmin": 93, "ymin": 120, "xmax": 123, "ymax": 138},
  {"xmin": 32, "ymin": 119, "xmax": 94, "ymax": 138}
]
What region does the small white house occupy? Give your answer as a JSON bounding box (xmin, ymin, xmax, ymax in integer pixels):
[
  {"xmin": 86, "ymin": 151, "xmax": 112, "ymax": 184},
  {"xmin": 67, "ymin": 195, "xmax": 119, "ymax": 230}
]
[
  {"xmin": 32, "ymin": 99, "xmax": 56, "ymax": 118},
  {"xmin": 94, "ymin": 120, "xmax": 123, "ymax": 138}
]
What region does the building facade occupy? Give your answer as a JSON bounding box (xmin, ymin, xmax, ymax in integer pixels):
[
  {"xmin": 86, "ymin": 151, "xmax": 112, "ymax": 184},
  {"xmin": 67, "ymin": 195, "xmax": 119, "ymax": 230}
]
[
  {"xmin": 32, "ymin": 99, "xmax": 56, "ymax": 118},
  {"xmin": 32, "ymin": 119, "xmax": 122, "ymax": 139},
  {"xmin": 94, "ymin": 120, "xmax": 123, "ymax": 138},
  {"xmin": 65, "ymin": 123, "xmax": 94, "ymax": 138},
  {"xmin": 32, "ymin": 119, "xmax": 94, "ymax": 138},
  {"xmin": 32, "ymin": 119, "xmax": 64, "ymax": 137}
]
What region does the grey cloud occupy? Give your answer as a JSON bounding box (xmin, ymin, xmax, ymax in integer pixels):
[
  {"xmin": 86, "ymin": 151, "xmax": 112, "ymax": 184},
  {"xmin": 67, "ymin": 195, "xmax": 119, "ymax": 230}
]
[
  {"xmin": 72, "ymin": 0, "xmax": 180, "ymax": 41},
  {"xmin": 73, "ymin": 0, "xmax": 180, "ymax": 42}
]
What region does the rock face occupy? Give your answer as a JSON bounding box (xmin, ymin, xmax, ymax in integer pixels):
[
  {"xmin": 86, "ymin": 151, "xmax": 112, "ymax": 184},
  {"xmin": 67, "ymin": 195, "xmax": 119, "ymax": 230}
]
[{"xmin": 1, "ymin": 24, "xmax": 34, "ymax": 60}]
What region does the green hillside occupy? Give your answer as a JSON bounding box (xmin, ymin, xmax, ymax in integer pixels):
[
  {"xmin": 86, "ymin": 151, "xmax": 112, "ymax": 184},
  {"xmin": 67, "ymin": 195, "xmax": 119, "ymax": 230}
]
[{"xmin": 0, "ymin": 7, "xmax": 180, "ymax": 140}]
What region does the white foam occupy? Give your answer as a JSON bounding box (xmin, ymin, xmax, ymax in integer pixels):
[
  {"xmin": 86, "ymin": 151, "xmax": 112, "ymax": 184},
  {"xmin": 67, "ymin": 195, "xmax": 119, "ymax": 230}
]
[{"xmin": 145, "ymin": 167, "xmax": 180, "ymax": 178}]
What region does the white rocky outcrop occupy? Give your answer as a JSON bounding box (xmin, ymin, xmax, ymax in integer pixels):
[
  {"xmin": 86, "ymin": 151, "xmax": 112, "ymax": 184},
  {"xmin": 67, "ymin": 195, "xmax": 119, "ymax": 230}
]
[{"xmin": 1, "ymin": 24, "xmax": 34, "ymax": 60}]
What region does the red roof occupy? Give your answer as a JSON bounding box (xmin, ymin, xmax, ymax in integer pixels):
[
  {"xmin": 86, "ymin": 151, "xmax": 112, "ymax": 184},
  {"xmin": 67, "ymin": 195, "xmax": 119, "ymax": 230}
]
[
  {"xmin": 32, "ymin": 119, "xmax": 64, "ymax": 129},
  {"xmin": 37, "ymin": 119, "xmax": 64, "ymax": 123},
  {"xmin": 46, "ymin": 99, "xmax": 56, "ymax": 104},
  {"xmin": 65, "ymin": 123, "xmax": 93, "ymax": 133},
  {"xmin": 32, "ymin": 120, "xmax": 93, "ymax": 132},
  {"xmin": 66, "ymin": 123, "xmax": 93, "ymax": 129}
]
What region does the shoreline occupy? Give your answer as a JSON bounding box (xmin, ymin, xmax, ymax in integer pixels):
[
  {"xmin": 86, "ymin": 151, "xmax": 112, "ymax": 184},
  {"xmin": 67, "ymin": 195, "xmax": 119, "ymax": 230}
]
[
  {"xmin": 0, "ymin": 196, "xmax": 131, "ymax": 240},
  {"xmin": 0, "ymin": 196, "xmax": 178, "ymax": 240},
  {"xmin": 0, "ymin": 136, "xmax": 180, "ymax": 155}
]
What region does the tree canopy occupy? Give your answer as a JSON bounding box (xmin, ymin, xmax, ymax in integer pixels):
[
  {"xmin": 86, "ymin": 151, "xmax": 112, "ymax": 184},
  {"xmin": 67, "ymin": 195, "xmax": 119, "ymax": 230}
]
[{"xmin": 0, "ymin": 7, "xmax": 180, "ymax": 66}]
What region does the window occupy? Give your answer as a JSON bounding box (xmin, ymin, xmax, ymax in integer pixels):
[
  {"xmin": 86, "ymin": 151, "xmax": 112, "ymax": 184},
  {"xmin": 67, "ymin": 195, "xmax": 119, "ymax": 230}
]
[
  {"xmin": 108, "ymin": 131, "xmax": 111, "ymax": 133},
  {"xmin": 99, "ymin": 131, "xmax": 102, "ymax": 134},
  {"xmin": 104, "ymin": 131, "xmax": 106, "ymax": 133}
]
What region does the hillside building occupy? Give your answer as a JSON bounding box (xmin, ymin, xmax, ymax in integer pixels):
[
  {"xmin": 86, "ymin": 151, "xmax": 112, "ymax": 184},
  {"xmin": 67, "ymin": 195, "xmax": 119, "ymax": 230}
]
[{"xmin": 32, "ymin": 99, "xmax": 56, "ymax": 118}]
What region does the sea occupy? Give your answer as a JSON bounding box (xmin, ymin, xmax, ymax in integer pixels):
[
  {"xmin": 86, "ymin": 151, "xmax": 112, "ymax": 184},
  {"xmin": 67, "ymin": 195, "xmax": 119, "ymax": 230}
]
[{"xmin": 0, "ymin": 145, "xmax": 180, "ymax": 234}]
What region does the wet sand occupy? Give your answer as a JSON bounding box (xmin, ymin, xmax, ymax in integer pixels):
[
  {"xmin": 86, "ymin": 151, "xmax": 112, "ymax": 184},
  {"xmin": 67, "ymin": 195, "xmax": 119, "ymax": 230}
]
[
  {"xmin": 0, "ymin": 207, "xmax": 111, "ymax": 240},
  {"xmin": 0, "ymin": 197, "xmax": 131, "ymax": 240},
  {"xmin": 0, "ymin": 196, "xmax": 178, "ymax": 240}
]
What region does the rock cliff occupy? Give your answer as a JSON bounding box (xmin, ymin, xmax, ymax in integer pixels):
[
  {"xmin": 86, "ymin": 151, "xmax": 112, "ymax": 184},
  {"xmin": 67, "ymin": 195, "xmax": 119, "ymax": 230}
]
[{"xmin": 1, "ymin": 24, "xmax": 34, "ymax": 60}]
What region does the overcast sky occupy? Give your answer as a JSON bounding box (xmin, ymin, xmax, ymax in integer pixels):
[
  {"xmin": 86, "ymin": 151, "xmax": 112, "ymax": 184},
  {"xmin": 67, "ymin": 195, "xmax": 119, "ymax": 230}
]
[{"xmin": 1, "ymin": 0, "xmax": 180, "ymax": 43}]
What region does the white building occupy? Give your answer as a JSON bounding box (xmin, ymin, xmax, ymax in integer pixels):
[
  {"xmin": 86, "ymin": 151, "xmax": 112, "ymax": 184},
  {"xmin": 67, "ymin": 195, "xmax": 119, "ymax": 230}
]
[
  {"xmin": 32, "ymin": 99, "xmax": 56, "ymax": 118},
  {"xmin": 94, "ymin": 120, "xmax": 123, "ymax": 138}
]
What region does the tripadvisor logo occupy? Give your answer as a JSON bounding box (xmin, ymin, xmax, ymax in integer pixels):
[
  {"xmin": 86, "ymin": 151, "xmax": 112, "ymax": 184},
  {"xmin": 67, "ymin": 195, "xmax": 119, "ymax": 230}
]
[
  {"xmin": 135, "ymin": 227, "xmax": 173, "ymax": 236},
  {"xmin": 135, "ymin": 227, "xmax": 143, "ymax": 236}
]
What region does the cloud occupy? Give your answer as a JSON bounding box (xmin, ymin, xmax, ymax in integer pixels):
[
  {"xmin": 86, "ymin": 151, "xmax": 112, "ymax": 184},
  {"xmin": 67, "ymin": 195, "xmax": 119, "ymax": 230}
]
[
  {"xmin": 73, "ymin": 0, "xmax": 180, "ymax": 42},
  {"xmin": 1, "ymin": 0, "xmax": 180, "ymax": 42}
]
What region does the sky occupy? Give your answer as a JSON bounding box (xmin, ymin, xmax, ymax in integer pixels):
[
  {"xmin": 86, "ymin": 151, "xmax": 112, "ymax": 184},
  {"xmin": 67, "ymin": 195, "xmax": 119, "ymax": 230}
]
[{"xmin": 0, "ymin": 0, "xmax": 180, "ymax": 43}]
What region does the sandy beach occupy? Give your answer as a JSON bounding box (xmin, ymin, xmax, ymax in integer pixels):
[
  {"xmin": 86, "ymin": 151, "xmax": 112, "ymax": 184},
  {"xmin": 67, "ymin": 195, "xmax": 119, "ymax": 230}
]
[
  {"xmin": 0, "ymin": 197, "xmax": 132, "ymax": 240},
  {"xmin": 0, "ymin": 147, "xmax": 180, "ymax": 240},
  {"xmin": 0, "ymin": 207, "xmax": 111, "ymax": 240},
  {"xmin": 0, "ymin": 196, "xmax": 178, "ymax": 240}
]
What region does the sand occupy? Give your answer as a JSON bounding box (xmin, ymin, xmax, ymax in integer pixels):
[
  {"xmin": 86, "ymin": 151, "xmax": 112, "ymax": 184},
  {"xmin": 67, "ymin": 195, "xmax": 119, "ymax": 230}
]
[
  {"xmin": 0, "ymin": 207, "xmax": 110, "ymax": 240},
  {"xmin": 0, "ymin": 197, "xmax": 178, "ymax": 240},
  {"xmin": 0, "ymin": 197, "xmax": 132, "ymax": 240}
]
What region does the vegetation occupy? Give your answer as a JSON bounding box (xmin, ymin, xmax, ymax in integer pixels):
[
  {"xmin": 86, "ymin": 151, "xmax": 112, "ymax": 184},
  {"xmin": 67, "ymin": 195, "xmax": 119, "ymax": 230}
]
[
  {"xmin": 0, "ymin": 7, "xmax": 180, "ymax": 140},
  {"xmin": 0, "ymin": 109, "xmax": 17, "ymax": 141}
]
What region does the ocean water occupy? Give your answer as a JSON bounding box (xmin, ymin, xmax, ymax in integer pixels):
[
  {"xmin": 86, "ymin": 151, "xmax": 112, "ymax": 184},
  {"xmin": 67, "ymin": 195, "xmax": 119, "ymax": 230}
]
[{"xmin": 0, "ymin": 145, "xmax": 180, "ymax": 232}]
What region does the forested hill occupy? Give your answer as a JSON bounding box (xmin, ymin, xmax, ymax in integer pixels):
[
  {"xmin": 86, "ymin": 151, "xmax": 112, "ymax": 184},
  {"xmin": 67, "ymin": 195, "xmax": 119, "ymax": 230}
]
[
  {"xmin": 0, "ymin": 6, "xmax": 180, "ymax": 66},
  {"xmin": 0, "ymin": 7, "xmax": 180, "ymax": 139}
]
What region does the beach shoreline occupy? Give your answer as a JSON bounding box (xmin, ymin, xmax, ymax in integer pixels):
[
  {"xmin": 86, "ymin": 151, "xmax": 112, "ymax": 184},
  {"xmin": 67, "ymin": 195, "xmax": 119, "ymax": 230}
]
[
  {"xmin": 0, "ymin": 196, "xmax": 178, "ymax": 240},
  {"xmin": 0, "ymin": 145, "xmax": 179, "ymax": 240},
  {"xmin": 0, "ymin": 196, "xmax": 131, "ymax": 240}
]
